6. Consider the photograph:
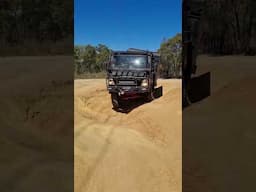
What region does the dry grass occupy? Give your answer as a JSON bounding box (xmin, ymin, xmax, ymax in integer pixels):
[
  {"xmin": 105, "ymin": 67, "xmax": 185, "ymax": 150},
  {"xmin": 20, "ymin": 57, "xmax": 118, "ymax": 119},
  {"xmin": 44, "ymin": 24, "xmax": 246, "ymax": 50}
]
[
  {"xmin": 0, "ymin": 37, "xmax": 73, "ymax": 56},
  {"xmin": 75, "ymin": 72, "xmax": 106, "ymax": 79}
]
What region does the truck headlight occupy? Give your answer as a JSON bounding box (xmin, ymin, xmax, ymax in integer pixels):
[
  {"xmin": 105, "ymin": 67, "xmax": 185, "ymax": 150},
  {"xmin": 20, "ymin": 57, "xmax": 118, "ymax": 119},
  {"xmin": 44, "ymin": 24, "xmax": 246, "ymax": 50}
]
[
  {"xmin": 141, "ymin": 79, "xmax": 148, "ymax": 87},
  {"xmin": 108, "ymin": 78, "xmax": 115, "ymax": 85}
]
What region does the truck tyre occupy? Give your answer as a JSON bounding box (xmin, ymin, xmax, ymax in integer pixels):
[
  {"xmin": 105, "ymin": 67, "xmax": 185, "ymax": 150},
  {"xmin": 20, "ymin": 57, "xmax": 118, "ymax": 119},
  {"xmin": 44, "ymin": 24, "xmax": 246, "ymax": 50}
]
[
  {"xmin": 146, "ymin": 88, "xmax": 155, "ymax": 102},
  {"xmin": 111, "ymin": 93, "xmax": 121, "ymax": 109},
  {"xmin": 182, "ymin": 85, "xmax": 191, "ymax": 108}
]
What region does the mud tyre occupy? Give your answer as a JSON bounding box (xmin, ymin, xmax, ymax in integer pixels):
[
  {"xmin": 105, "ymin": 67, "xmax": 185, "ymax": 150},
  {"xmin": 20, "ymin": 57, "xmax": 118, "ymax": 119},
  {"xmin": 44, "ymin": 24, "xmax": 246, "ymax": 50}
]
[
  {"xmin": 145, "ymin": 88, "xmax": 155, "ymax": 102},
  {"xmin": 111, "ymin": 93, "xmax": 121, "ymax": 109}
]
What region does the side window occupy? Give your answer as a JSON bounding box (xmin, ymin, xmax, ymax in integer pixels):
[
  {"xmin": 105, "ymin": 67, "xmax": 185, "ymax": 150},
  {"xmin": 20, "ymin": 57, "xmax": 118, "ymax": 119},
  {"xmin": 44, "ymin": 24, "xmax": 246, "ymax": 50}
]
[
  {"xmin": 111, "ymin": 56, "xmax": 116, "ymax": 66},
  {"xmin": 111, "ymin": 56, "xmax": 115, "ymax": 62},
  {"xmin": 148, "ymin": 56, "xmax": 151, "ymax": 64}
]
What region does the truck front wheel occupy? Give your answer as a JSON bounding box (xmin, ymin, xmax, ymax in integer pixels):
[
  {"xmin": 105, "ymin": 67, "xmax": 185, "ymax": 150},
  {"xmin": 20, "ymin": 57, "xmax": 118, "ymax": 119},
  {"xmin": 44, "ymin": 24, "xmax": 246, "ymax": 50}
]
[
  {"xmin": 145, "ymin": 88, "xmax": 155, "ymax": 102},
  {"xmin": 111, "ymin": 93, "xmax": 121, "ymax": 109}
]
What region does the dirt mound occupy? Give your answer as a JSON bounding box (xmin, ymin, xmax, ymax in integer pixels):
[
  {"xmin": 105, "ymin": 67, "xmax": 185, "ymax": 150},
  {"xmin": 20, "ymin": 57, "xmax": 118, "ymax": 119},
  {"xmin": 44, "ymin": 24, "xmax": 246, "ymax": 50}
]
[{"xmin": 75, "ymin": 79, "xmax": 181, "ymax": 192}]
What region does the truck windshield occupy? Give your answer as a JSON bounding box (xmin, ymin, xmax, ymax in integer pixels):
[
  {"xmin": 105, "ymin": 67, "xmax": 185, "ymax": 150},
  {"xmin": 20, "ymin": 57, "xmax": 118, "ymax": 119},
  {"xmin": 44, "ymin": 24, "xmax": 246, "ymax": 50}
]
[{"xmin": 110, "ymin": 55, "xmax": 148, "ymax": 69}]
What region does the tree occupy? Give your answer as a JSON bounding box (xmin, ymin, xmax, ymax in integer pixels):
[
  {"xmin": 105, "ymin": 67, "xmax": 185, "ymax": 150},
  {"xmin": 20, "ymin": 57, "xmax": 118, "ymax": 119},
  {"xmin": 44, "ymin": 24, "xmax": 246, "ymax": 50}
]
[
  {"xmin": 82, "ymin": 45, "xmax": 97, "ymax": 73},
  {"xmin": 0, "ymin": 0, "xmax": 73, "ymax": 55},
  {"xmin": 159, "ymin": 33, "xmax": 182, "ymax": 78},
  {"xmin": 198, "ymin": 0, "xmax": 256, "ymax": 55},
  {"xmin": 96, "ymin": 44, "xmax": 111, "ymax": 72},
  {"xmin": 74, "ymin": 44, "xmax": 111, "ymax": 75}
]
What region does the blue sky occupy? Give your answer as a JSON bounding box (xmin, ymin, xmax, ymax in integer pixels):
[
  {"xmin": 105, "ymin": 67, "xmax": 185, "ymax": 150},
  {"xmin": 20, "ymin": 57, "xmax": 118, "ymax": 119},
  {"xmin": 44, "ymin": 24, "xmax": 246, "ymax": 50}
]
[{"xmin": 75, "ymin": 0, "xmax": 181, "ymax": 51}]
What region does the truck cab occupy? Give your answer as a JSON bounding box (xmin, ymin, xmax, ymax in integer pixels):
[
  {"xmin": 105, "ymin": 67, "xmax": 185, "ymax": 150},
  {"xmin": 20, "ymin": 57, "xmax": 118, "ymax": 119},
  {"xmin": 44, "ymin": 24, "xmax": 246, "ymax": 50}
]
[{"xmin": 106, "ymin": 48, "xmax": 160, "ymax": 108}]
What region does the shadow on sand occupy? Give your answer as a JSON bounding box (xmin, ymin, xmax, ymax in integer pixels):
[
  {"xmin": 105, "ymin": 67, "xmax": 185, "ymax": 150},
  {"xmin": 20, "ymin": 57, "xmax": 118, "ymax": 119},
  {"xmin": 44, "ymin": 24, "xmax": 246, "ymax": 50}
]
[{"xmin": 185, "ymin": 72, "xmax": 211, "ymax": 108}]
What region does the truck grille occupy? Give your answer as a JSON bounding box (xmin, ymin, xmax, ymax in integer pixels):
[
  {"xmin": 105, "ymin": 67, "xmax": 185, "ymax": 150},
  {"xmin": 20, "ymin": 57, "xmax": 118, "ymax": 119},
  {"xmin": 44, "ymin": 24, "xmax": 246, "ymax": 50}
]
[
  {"xmin": 117, "ymin": 80, "xmax": 136, "ymax": 85},
  {"xmin": 111, "ymin": 70, "xmax": 146, "ymax": 77}
]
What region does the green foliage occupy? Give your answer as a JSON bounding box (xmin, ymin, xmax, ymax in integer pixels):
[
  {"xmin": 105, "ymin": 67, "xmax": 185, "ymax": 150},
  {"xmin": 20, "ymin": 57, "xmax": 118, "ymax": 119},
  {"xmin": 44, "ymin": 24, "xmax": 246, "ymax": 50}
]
[
  {"xmin": 74, "ymin": 44, "xmax": 111, "ymax": 75},
  {"xmin": 74, "ymin": 34, "xmax": 182, "ymax": 79},
  {"xmin": 158, "ymin": 33, "xmax": 182, "ymax": 78},
  {"xmin": 96, "ymin": 44, "xmax": 111, "ymax": 73},
  {"xmin": 0, "ymin": 0, "xmax": 73, "ymax": 55},
  {"xmin": 83, "ymin": 45, "xmax": 97, "ymax": 72},
  {"xmin": 198, "ymin": 0, "xmax": 256, "ymax": 55}
]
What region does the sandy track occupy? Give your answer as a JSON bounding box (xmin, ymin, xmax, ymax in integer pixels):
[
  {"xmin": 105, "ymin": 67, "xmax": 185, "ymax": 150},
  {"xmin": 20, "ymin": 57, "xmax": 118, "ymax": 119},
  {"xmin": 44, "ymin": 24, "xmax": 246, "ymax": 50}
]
[
  {"xmin": 183, "ymin": 55, "xmax": 256, "ymax": 192},
  {"xmin": 75, "ymin": 79, "xmax": 181, "ymax": 192},
  {"xmin": 0, "ymin": 56, "xmax": 73, "ymax": 192}
]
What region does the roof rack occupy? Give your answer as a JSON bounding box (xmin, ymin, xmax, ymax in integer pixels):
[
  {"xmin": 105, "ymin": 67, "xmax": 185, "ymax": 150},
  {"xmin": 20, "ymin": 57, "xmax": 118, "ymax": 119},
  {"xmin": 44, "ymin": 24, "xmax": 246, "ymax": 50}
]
[
  {"xmin": 127, "ymin": 48, "xmax": 160, "ymax": 57},
  {"xmin": 112, "ymin": 48, "xmax": 160, "ymax": 60},
  {"xmin": 127, "ymin": 48, "xmax": 148, "ymax": 53}
]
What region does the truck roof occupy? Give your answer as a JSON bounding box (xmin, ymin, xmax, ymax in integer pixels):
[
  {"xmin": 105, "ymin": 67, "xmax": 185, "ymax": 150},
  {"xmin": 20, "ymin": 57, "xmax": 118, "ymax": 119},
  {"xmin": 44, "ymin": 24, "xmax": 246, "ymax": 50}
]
[
  {"xmin": 112, "ymin": 48, "xmax": 160, "ymax": 57},
  {"xmin": 113, "ymin": 51, "xmax": 149, "ymax": 55}
]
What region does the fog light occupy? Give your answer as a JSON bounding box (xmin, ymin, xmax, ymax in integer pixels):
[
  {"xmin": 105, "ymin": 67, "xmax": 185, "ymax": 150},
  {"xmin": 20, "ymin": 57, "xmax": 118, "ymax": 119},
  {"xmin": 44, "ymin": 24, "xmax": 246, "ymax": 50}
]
[
  {"xmin": 108, "ymin": 78, "xmax": 115, "ymax": 85},
  {"xmin": 141, "ymin": 79, "xmax": 148, "ymax": 87}
]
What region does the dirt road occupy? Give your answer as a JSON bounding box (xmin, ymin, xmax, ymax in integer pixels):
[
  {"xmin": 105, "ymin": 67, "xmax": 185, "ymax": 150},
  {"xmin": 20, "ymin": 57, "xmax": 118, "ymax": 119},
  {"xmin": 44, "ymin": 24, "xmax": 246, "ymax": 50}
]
[{"xmin": 75, "ymin": 79, "xmax": 181, "ymax": 192}]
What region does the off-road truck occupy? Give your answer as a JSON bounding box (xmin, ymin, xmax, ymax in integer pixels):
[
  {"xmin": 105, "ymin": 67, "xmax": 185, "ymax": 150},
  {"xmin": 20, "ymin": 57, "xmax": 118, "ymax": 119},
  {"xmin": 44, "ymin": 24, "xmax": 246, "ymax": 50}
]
[{"xmin": 105, "ymin": 48, "xmax": 160, "ymax": 108}]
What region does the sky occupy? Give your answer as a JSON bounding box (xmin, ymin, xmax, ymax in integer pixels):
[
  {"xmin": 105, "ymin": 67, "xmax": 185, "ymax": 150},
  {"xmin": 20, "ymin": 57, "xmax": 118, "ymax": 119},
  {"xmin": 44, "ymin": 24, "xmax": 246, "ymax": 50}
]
[{"xmin": 75, "ymin": 0, "xmax": 181, "ymax": 51}]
